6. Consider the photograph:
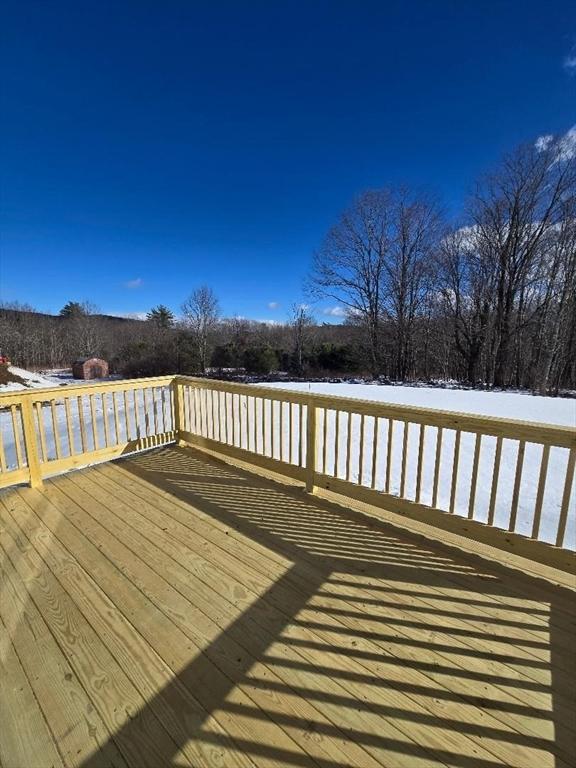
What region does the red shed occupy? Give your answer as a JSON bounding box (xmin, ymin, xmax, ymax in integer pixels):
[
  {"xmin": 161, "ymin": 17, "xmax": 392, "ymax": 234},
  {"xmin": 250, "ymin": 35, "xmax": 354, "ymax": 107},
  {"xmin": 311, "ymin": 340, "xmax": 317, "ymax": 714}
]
[{"xmin": 72, "ymin": 357, "xmax": 109, "ymax": 380}]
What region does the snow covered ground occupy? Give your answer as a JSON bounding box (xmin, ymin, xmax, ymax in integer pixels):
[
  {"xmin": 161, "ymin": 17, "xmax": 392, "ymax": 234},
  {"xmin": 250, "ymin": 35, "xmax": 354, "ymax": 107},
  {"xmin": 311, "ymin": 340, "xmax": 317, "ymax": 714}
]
[
  {"xmin": 262, "ymin": 383, "xmax": 576, "ymax": 549},
  {"xmin": 0, "ymin": 366, "xmax": 119, "ymax": 391}
]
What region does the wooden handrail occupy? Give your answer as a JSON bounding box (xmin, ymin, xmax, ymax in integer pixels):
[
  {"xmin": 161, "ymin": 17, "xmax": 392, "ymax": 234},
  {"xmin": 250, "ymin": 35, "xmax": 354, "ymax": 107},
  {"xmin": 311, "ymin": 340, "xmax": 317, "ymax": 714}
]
[
  {"xmin": 175, "ymin": 376, "xmax": 575, "ymax": 449},
  {"xmin": 174, "ymin": 375, "xmax": 576, "ymax": 570},
  {"xmin": 0, "ymin": 376, "xmax": 175, "ymax": 489},
  {"xmin": 1, "ymin": 373, "xmax": 574, "ymax": 571}
]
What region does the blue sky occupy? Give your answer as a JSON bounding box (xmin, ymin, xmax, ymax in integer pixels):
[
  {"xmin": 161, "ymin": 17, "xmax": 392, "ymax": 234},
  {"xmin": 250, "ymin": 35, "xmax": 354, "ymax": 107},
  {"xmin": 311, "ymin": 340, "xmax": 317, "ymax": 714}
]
[{"xmin": 1, "ymin": 1, "xmax": 575, "ymax": 322}]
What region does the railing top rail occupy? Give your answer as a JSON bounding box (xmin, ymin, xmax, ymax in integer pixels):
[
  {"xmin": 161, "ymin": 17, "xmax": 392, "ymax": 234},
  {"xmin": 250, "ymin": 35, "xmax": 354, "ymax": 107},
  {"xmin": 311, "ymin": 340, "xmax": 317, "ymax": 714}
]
[
  {"xmin": 176, "ymin": 375, "xmax": 576, "ymax": 449},
  {"xmin": 0, "ymin": 374, "xmax": 175, "ymax": 404}
]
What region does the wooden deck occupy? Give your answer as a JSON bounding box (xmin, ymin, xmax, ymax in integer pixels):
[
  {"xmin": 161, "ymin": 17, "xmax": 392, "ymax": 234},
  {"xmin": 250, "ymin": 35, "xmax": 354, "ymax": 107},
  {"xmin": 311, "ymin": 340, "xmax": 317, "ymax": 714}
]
[{"xmin": 1, "ymin": 445, "xmax": 574, "ymax": 768}]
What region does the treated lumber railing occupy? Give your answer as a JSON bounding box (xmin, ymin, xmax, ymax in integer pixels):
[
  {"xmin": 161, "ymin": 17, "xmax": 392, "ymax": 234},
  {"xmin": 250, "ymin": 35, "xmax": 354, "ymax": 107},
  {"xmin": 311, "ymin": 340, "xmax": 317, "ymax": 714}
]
[
  {"xmin": 1, "ymin": 374, "xmax": 574, "ymax": 570},
  {"xmin": 0, "ymin": 376, "xmax": 174, "ymax": 488}
]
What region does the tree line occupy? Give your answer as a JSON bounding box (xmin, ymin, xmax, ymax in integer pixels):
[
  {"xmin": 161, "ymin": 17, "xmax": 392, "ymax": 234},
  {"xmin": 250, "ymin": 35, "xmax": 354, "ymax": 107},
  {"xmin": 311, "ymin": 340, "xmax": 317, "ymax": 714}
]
[
  {"xmin": 1, "ymin": 130, "xmax": 574, "ymax": 392},
  {"xmin": 311, "ymin": 132, "xmax": 575, "ymax": 392}
]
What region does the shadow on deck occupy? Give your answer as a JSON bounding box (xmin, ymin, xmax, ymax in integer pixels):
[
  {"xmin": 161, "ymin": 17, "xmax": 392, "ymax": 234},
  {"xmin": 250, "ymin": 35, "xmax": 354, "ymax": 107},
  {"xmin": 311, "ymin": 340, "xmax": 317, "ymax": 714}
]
[{"xmin": 1, "ymin": 445, "xmax": 574, "ymax": 768}]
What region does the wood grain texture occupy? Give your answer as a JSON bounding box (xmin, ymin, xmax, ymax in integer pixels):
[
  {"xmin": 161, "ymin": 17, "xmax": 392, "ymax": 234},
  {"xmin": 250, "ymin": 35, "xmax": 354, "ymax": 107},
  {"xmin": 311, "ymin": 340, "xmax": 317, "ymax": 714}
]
[{"xmin": 1, "ymin": 446, "xmax": 574, "ymax": 768}]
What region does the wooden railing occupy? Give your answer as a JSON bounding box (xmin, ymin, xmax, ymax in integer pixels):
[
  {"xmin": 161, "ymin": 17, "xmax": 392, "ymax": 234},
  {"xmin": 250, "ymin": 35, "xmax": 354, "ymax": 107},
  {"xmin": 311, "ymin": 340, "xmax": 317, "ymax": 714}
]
[
  {"xmin": 175, "ymin": 376, "xmax": 575, "ymax": 569},
  {"xmin": 1, "ymin": 374, "xmax": 574, "ymax": 569},
  {"xmin": 0, "ymin": 376, "xmax": 174, "ymax": 488}
]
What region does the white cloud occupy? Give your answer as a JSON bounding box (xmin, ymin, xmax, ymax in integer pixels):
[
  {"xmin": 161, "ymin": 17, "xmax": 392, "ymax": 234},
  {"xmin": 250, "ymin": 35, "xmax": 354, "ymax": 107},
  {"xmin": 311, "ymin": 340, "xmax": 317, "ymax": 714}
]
[
  {"xmin": 557, "ymin": 125, "xmax": 576, "ymax": 160},
  {"xmin": 535, "ymin": 125, "xmax": 576, "ymax": 161},
  {"xmin": 267, "ymin": 301, "xmax": 279, "ymax": 310},
  {"xmin": 564, "ymin": 46, "xmax": 576, "ymax": 72},
  {"xmin": 535, "ymin": 134, "xmax": 553, "ymax": 151},
  {"xmin": 110, "ymin": 311, "xmax": 147, "ymax": 320},
  {"xmin": 323, "ymin": 306, "xmax": 348, "ymax": 318},
  {"xmin": 125, "ymin": 277, "xmax": 143, "ymax": 289}
]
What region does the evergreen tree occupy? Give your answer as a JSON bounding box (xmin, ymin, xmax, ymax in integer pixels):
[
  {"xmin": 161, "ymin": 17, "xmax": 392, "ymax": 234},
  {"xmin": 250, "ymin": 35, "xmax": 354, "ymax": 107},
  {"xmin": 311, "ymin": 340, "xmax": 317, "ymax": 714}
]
[
  {"xmin": 59, "ymin": 301, "xmax": 86, "ymax": 319},
  {"xmin": 147, "ymin": 304, "xmax": 175, "ymax": 328}
]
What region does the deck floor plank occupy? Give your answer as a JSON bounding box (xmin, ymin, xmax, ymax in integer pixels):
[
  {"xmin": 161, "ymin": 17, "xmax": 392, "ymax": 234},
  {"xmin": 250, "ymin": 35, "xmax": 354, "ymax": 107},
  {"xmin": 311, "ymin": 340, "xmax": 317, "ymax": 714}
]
[
  {"xmin": 47, "ymin": 475, "xmax": 432, "ymax": 768},
  {"xmin": 68, "ymin": 466, "xmax": 574, "ymax": 767},
  {"xmin": 0, "ymin": 614, "xmax": 64, "ymax": 768},
  {"xmin": 0, "ymin": 445, "xmax": 574, "ymax": 768},
  {"xmin": 0, "ymin": 543, "xmax": 128, "ymax": 768},
  {"xmin": 0, "ymin": 496, "xmax": 190, "ymax": 768},
  {"xmin": 63, "ymin": 470, "xmax": 519, "ymax": 768},
  {"xmin": 3, "ymin": 490, "xmax": 252, "ymax": 768}
]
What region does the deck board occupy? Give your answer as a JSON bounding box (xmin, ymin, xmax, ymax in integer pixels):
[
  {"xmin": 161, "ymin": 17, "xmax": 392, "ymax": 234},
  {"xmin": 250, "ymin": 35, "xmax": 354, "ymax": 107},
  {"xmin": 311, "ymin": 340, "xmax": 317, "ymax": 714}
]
[{"xmin": 1, "ymin": 445, "xmax": 574, "ymax": 768}]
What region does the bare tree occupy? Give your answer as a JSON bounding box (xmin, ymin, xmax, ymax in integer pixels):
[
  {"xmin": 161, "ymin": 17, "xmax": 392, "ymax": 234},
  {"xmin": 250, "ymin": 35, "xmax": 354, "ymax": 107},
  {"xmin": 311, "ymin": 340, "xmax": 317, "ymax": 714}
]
[
  {"xmin": 289, "ymin": 304, "xmax": 315, "ymax": 375},
  {"xmin": 468, "ymin": 136, "xmax": 575, "ymax": 387},
  {"xmin": 381, "ymin": 188, "xmax": 443, "ymax": 379},
  {"xmin": 310, "ymin": 188, "xmax": 442, "ymax": 378},
  {"xmin": 310, "ymin": 189, "xmax": 393, "ymax": 375},
  {"xmin": 181, "ymin": 286, "xmax": 220, "ymax": 372},
  {"xmin": 437, "ymin": 227, "xmax": 494, "ymax": 384}
]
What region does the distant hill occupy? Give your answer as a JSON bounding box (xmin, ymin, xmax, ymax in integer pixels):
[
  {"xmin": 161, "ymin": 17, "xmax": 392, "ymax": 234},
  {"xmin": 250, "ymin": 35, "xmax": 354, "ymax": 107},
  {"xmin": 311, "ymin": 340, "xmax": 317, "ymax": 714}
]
[{"xmin": 0, "ymin": 307, "xmax": 142, "ymax": 323}]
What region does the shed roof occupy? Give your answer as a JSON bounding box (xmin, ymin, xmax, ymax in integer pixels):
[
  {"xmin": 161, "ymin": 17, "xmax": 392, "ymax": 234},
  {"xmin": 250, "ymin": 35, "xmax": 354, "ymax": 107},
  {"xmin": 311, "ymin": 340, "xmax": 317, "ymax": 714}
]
[{"xmin": 73, "ymin": 357, "xmax": 105, "ymax": 364}]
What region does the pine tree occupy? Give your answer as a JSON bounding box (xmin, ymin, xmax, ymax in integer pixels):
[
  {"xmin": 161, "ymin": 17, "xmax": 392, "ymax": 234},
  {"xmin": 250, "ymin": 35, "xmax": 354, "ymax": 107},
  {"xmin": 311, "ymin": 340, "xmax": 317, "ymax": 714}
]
[{"xmin": 146, "ymin": 305, "xmax": 175, "ymax": 329}]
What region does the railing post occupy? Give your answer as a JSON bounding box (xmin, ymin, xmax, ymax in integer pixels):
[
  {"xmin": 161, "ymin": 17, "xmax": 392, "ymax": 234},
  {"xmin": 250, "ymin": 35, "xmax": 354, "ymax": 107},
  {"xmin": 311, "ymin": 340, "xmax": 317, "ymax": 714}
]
[
  {"xmin": 305, "ymin": 398, "xmax": 317, "ymax": 493},
  {"xmin": 172, "ymin": 377, "xmax": 185, "ymax": 444},
  {"xmin": 21, "ymin": 397, "xmax": 42, "ymax": 488}
]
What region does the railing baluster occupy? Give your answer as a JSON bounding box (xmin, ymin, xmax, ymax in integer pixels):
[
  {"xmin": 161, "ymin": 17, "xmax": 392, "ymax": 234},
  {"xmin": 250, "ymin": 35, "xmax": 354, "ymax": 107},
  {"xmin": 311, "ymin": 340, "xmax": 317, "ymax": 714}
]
[
  {"xmin": 487, "ymin": 436, "xmax": 503, "ymax": 526},
  {"xmin": 345, "ymin": 412, "xmax": 353, "ymax": 482},
  {"xmin": 10, "ymin": 405, "xmax": 24, "ymax": 468},
  {"xmin": 21, "ymin": 399, "xmax": 41, "ymax": 487},
  {"xmin": 143, "ymin": 388, "xmax": 151, "ymax": 437},
  {"xmin": 217, "ymin": 391, "xmax": 222, "ymax": 443},
  {"xmin": 136, "ymin": 390, "xmax": 145, "ymax": 439},
  {"xmin": 432, "ymin": 426, "xmax": 443, "ymax": 508},
  {"xmin": 152, "ymin": 388, "xmax": 160, "ymax": 435},
  {"xmin": 210, "ymin": 390, "xmax": 216, "ymax": 440},
  {"xmin": 50, "ymin": 399, "xmax": 62, "ymax": 459},
  {"xmin": 508, "ymin": 440, "xmax": 525, "ymax": 532},
  {"xmin": 322, "ymin": 408, "xmax": 329, "ymax": 474},
  {"xmin": 89, "ymin": 394, "xmax": 99, "ymax": 448},
  {"xmin": 385, "ymin": 419, "xmax": 394, "ymax": 493},
  {"xmin": 200, "ymin": 389, "xmax": 207, "ymax": 437},
  {"xmin": 122, "ymin": 390, "xmax": 131, "ymax": 440},
  {"xmin": 371, "ymin": 416, "xmax": 379, "ymax": 489},
  {"xmin": 298, "ymin": 403, "xmax": 303, "ymax": 466},
  {"xmin": 400, "ymin": 420, "xmax": 409, "ymax": 497},
  {"xmin": 532, "ymin": 445, "xmax": 550, "ymax": 539},
  {"xmin": 235, "ymin": 394, "xmax": 240, "ymax": 448},
  {"xmin": 191, "ymin": 387, "xmax": 196, "ymax": 435},
  {"xmin": 0, "ymin": 413, "xmax": 7, "ymax": 471},
  {"xmin": 449, "ymin": 429, "xmax": 461, "ymax": 514},
  {"xmin": 305, "ymin": 401, "xmax": 317, "ymax": 492},
  {"xmin": 556, "ymin": 448, "xmax": 575, "ymax": 547},
  {"xmin": 334, "ymin": 410, "xmax": 341, "ymax": 478},
  {"xmin": 467, "ymin": 433, "xmax": 482, "ymax": 519},
  {"xmin": 111, "ymin": 392, "xmax": 121, "ymax": 444},
  {"xmin": 63, "ymin": 397, "xmax": 74, "ymax": 456},
  {"xmin": 415, "ymin": 424, "xmax": 425, "ymax": 503},
  {"xmin": 35, "ymin": 402, "xmax": 48, "ymax": 462},
  {"xmin": 259, "ymin": 397, "xmax": 264, "ymax": 453},
  {"xmin": 358, "ymin": 414, "xmax": 365, "ymax": 485},
  {"xmin": 279, "ymin": 401, "xmax": 284, "ymax": 461},
  {"xmin": 102, "ymin": 393, "xmax": 111, "ymax": 447},
  {"xmin": 78, "ymin": 396, "xmax": 89, "ymax": 451},
  {"xmin": 289, "ymin": 401, "xmax": 292, "ymax": 461}
]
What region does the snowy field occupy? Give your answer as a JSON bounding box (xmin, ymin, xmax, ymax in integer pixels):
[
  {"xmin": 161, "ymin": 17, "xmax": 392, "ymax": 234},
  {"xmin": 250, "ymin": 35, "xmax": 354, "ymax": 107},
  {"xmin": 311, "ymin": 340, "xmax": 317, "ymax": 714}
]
[
  {"xmin": 262, "ymin": 383, "xmax": 576, "ymax": 549},
  {"xmin": 1, "ymin": 366, "xmax": 120, "ymax": 391}
]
